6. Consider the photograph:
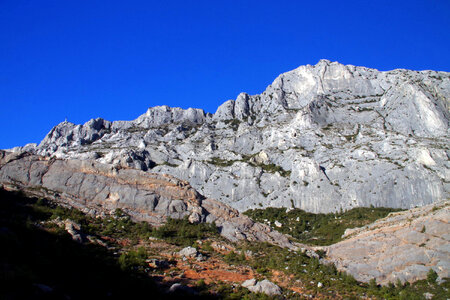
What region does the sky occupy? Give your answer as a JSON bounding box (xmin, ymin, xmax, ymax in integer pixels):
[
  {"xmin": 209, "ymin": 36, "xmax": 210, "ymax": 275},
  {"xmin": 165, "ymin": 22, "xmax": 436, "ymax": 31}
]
[{"xmin": 1, "ymin": 0, "xmax": 449, "ymax": 149}]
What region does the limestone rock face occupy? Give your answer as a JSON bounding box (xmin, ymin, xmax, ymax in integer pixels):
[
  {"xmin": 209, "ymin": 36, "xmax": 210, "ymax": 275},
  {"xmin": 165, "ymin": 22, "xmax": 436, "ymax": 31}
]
[
  {"xmin": 0, "ymin": 150, "xmax": 299, "ymax": 249},
  {"xmin": 12, "ymin": 60, "xmax": 450, "ymax": 213},
  {"xmin": 326, "ymin": 201, "xmax": 450, "ymax": 284},
  {"xmin": 134, "ymin": 106, "xmax": 207, "ymax": 128},
  {"xmin": 38, "ymin": 118, "xmax": 112, "ymax": 156}
]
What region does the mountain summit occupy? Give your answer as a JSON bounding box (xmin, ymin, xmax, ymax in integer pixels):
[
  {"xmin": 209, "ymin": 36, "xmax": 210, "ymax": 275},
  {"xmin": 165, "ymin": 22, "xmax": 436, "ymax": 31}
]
[{"xmin": 13, "ymin": 60, "xmax": 450, "ymax": 213}]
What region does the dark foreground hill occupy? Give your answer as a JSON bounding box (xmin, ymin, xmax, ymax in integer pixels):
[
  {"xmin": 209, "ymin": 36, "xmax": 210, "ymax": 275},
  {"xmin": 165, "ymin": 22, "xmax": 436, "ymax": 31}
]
[{"xmin": 1, "ymin": 189, "xmax": 449, "ymax": 299}]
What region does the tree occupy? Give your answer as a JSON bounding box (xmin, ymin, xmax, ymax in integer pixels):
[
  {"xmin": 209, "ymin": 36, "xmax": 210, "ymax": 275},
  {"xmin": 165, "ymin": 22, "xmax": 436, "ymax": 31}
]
[{"xmin": 427, "ymin": 269, "xmax": 438, "ymax": 283}]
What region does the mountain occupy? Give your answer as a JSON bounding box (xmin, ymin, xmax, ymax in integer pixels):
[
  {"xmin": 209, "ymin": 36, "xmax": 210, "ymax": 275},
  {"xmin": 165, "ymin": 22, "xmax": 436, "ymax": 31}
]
[
  {"xmin": 2, "ymin": 60, "xmax": 449, "ymax": 289},
  {"xmin": 16, "ymin": 60, "xmax": 448, "ymax": 213}
]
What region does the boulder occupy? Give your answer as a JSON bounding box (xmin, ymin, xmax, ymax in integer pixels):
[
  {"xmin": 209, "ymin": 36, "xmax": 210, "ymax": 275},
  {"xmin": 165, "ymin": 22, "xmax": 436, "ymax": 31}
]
[
  {"xmin": 168, "ymin": 283, "xmax": 197, "ymax": 295},
  {"xmin": 147, "ymin": 259, "xmax": 169, "ymax": 269},
  {"xmin": 244, "ymin": 279, "xmax": 282, "ymax": 296},
  {"xmin": 178, "ymin": 246, "xmax": 198, "ymax": 258},
  {"xmin": 241, "ymin": 278, "xmax": 256, "ymax": 288},
  {"xmin": 64, "ymin": 219, "xmax": 83, "ymax": 243}
]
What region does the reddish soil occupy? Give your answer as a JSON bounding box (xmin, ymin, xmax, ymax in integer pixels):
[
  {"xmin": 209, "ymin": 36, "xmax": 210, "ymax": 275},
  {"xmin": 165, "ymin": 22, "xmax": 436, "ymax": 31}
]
[
  {"xmin": 175, "ymin": 258, "xmax": 255, "ymax": 284},
  {"xmin": 141, "ymin": 239, "xmax": 338, "ymax": 298}
]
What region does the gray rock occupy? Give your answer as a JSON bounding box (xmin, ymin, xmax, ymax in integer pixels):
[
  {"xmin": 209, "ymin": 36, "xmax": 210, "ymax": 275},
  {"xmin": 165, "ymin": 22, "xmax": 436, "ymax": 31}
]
[
  {"xmin": 244, "ymin": 279, "xmax": 282, "ymax": 296},
  {"xmin": 147, "ymin": 258, "xmax": 169, "ymax": 269},
  {"xmin": 22, "ymin": 60, "xmax": 449, "ymax": 214},
  {"xmin": 178, "ymin": 246, "xmax": 198, "ymax": 258},
  {"xmin": 326, "ymin": 201, "xmax": 450, "ymax": 284},
  {"xmin": 64, "ymin": 219, "xmax": 83, "ymax": 243},
  {"xmin": 196, "ymin": 253, "xmax": 205, "ymax": 262},
  {"xmin": 214, "ymin": 100, "xmax": 235, "ymax": 121},
  {"xmin": 242, "ymin": 278, "xmax": 257, "ymax": 288},
  {"xmin": 234, "ymin": 92, "xmax": 251, "ymax": 120},
  {"xmin": 188, "ymin": 212, "xmax": 202, "ymax": 224},
  {"xmin": 0, "ymin": 151, "xmax": 302, "ymax": 250}
]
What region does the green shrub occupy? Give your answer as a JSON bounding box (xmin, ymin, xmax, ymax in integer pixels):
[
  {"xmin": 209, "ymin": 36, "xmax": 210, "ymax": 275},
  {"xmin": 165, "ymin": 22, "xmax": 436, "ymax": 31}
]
[
  {"xmin": 208, "ymin": 157, "xmax": 237, "ymax": 167},
  {"xmin": 223, "ymin": 251, "xmax": 246, "ymax": 265},
  {"xmin": 427, "ymin": 269, "xmax": 438, "ymax": 283},
  {"xmin": 118, "ymin": 247, "xmax": 148, "ymax": 271},
  {"xmin": 151, "ymin": 217, "xmax": 219, "ymax": 246}
]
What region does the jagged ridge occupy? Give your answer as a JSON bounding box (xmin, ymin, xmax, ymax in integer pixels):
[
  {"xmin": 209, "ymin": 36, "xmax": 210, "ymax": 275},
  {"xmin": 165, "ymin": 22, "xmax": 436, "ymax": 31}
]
[{"xmin": 11, "ymin": 60, "xmax": 450, "ymax": 213}]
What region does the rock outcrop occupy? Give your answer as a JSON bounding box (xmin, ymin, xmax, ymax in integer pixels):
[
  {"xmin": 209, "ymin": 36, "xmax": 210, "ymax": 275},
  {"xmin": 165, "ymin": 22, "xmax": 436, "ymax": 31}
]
[
  {"xmin": 0, "ymin": 150, "xmax": 299, "ymax": 250},
  {"xmin": 242, "ymin": 278, "xmax": 282, "ymax": 296},
  {"xmin": 178, "ymin": 246, "xmax": 199, "ymax": 258},
  {"xmin": 13, "ymin": 60, "xmax": 448, "ymax": 213},
  {"xmin": 326, "ymin": 201, "xmax": 450, "ymax": 284}
]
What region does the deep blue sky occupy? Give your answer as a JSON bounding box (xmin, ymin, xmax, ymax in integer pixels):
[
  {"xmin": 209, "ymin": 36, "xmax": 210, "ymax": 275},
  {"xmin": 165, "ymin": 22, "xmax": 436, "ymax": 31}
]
[{"xmin": 1, "ymin": 0, "xmax": 449, "ymax": 149}]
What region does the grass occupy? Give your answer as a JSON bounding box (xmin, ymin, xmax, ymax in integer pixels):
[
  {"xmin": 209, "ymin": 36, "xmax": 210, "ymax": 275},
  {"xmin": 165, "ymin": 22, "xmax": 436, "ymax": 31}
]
[{"xmin": 244, "ymin": 206, "xmax": 403, "ymax": 246}]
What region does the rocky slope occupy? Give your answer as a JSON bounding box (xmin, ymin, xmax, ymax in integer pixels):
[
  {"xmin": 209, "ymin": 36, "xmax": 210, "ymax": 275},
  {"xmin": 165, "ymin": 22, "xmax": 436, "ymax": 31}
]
[
  {"xmin": 1, "ymin": 152, "xmax": 448, "ymax": 287},
  {"xmin": 326, "ymin": 201, "xmax": 449, "ymax": 284},
  {"xmin": 0, "ymin": 150, "xmax": 299, "ymax": 249},
  {"xmin": 14, "ymin": 60, "xmax": 449, "ymax": 213}
]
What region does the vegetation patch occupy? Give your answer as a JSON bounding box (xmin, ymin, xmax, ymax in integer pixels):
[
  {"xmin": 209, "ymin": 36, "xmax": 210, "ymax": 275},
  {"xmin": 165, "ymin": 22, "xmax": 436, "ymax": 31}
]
[
  {"xmin": 226, "ymin": 242, "xmax": 450, "ymax": 299},
  {"xmin": 159, "ymin": 161, "xmax": 179, "ymax": 168},
  {"xmin": 244, "ymin": 206, "xmax": 403, "ymax": 246},
  {"xmin": 126, "ymin": 126, "xmax": 148, "ymax": 133},
  {"xmin": 223, "ymin": 119, "xmax": 241, "ymax": 131},
  {"xmin": 208, "ymin": 157, "xmax": 238, "ymax": 167},
  {"xmin": 151, "ymin": 217, "xmax": 220, "ymax": 246},
  {"xmin": 208, "ymin": 154, "xmax": 291, "ymax": 177}
]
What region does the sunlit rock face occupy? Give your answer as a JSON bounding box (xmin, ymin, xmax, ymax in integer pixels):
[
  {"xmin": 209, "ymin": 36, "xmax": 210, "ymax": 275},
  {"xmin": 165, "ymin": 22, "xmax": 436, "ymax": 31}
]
[
  {"xmin": 326, "ymin": 201, "xmax": 450, "ymax": 284},
  {"xmin": 0, "ymin": 150, "xmax": 299, "ymax": 249},
  {"xmin": 18, "ymin": 60, "xmax": 449, "ymax": 213}
]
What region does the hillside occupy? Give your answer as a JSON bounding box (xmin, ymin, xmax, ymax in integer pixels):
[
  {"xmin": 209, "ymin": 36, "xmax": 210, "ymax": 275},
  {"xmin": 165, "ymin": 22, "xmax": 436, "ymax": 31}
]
[{"xmin": 2, "ymin": 189, "xmax": 448, "ymax": 299}]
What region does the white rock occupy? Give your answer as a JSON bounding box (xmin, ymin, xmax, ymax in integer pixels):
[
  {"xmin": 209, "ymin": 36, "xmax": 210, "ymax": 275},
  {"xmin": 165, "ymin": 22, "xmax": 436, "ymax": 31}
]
[
  {"xmin": 30, "ymin": 60, "xmax": 449, "ymax": 214},
  {"xmin": 178, "ymin": 246, "xmax": 198, "ymax": 258},
  {"xmin": 245, "ymin": 279, "xmax": 282, "ymax": 296},
  {"xmin": 242, "ymin": 278, "xmax": 256, "ymax": 288}
]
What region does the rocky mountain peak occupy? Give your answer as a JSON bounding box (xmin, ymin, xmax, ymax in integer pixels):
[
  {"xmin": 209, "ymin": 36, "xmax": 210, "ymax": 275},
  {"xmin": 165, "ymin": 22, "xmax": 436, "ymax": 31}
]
[
  {"xmin": 212, "ymin": 60, "xmax": 448, "ymax": 139},
  {"xmin": 12, "ymin": 61, "xmax": 450, "ymax": 213},
  {"xmin": 135, "ymin": 105, "xmax": 207, "ymax": 128}
]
